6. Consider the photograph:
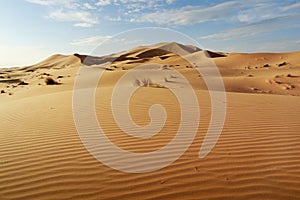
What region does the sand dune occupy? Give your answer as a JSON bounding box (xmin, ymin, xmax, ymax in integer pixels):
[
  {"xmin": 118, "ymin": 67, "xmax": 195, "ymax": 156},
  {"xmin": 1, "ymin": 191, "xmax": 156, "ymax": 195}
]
[
  {"xmin": 1, "ymin": 42, "xmax": 300, "ymax": 199},
  {"xmin": 22, "ymin": 54, "xmax": 81, "ymax": 71}
]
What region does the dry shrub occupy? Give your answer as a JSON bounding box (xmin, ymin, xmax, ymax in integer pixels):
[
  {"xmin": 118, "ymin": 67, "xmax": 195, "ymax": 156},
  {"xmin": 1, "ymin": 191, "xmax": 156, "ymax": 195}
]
[
  {"xmin": 45, "ymin": 77, "xmax": 60, "ymax": 85},
  {"xmin": 135, "ymin": 78, "xmax": 165, "ymax": 88}
]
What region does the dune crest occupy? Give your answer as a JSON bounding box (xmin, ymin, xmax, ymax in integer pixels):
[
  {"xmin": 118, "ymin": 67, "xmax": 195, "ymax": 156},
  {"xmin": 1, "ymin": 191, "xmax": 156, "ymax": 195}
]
[
  {"xmin": 1, "ymin": 42, "xmax": 300, "ymax": 199},
  {"xmin": 1, "ymin": 42, "xmax": 300, "ymax": 97}
]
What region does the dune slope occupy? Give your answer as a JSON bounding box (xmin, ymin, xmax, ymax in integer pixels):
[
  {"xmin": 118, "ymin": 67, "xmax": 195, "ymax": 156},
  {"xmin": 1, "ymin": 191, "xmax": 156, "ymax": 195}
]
[{"xmin": 0, "ymin": 42, "xmax": 300, "ymax": 200}]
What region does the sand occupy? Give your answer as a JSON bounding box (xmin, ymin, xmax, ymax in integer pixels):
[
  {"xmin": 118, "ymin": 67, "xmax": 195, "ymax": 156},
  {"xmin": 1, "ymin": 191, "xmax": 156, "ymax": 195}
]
[{"xmin": 0, "ymin": 42, "xmax": 300, "ymax": 200}]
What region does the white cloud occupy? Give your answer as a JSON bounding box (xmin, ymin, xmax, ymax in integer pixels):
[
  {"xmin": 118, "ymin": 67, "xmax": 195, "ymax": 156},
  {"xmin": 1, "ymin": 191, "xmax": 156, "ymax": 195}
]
[
  {"xmin": 288, "ymin": 23, "xmax": 300, "ymax": 29},
  {"xmin": 106, "ymin": 16, "xmax": 122, "ymax": 21},
  {"xmin": 237, "ymin": 3, "xmax": 281, "ymax": 23},
  {"xmin": 130, "ymin": 2, "xmax": 240, "ymax": 26},
  {"xmin": 125, "ymin": 0, "xmax": 299, "ymax": 27},
  {"xmin": 200, "ymin": 24, "xmax": 268, "ymax": 41},
  {"xmin": 26, "ymin": 0, "xmax": 98, "ymax": 27},
  {"xmin": 26, "ymin": 0, "xmax": 62, "ymax": 6},
  {"xmin": 253, "ymin": 39, "xmax": 300, "ymax": 52},
  {"xmin": 83, "ymin": 3, "xmax": 96, "ymax": 10},
  {"xmin": 25, "ymin": 0, "xmax": 300, "ymax": 29},
  {"xmin": 166, "ymin": 0, "xmax": 174, "ymax": 4},
  {"xmin": 70, "ymin": 36, "xmax": 113, "ymax": 46},
  {"xmin": 200, "ymin": 14, "xmax": 300, "ymax": 41},
  {"xmin": 48, "ymin": 10, "xmax": 98, "ymax": 27},
  {"xmin": 74, "ymin": 23, "xmax": 93, "ymax": 27},
  {"xmin": 111, "ymin": 38, "xmax": 142, "ymax": 45},
  {"xmin": 119, "ymin": 0, "xmax": 148, "ymax": 3},
  {"xmin": 26, "ymin": 0, "xmax": 78, "ymax": 9},
  {"xmin": 96, "ymin": 0, "xmax": 170, "ymax": 13},
  {"xmin": 282, "ymin": 2, "xmax": 300, "ymax": 11},
  {"xmin": 96, "ymin": 0, "xmax": 111, "ymax": 6},
  {"xmin": 70, "ymin": 35, "xmax": 141, "ymax": 47}
]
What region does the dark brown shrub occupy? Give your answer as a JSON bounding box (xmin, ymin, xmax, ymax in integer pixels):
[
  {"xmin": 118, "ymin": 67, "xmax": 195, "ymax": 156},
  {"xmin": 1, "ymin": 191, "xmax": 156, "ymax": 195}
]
[{"xmin": 45, "ymin": 77, "xmax": 60, "ymax": 85}]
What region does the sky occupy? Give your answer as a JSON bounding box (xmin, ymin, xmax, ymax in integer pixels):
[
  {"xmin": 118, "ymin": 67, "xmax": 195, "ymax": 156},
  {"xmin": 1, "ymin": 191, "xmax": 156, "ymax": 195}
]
[{"xmin": 0, "ymin": 0, "xmax": 300, "ymax": 67}]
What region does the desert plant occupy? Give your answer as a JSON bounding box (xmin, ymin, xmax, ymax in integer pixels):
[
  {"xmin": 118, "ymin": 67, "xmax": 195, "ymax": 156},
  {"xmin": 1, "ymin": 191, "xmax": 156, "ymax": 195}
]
[
  {"xmin": 134, "ymin": 78, "xmax": 165, "ymax": 88},
  {"xmin": 135, "ymin": 78, "xmax": 152, "ymax": 87},
  {"xmin": 45, "ymin": 77, "xmax": 60, "ymax": 85}
]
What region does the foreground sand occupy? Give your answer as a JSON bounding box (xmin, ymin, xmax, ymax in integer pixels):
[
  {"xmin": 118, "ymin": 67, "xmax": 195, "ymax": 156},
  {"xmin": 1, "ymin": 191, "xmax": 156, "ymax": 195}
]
[{"xmin": 1, "ymin": 43, "xmax": 300, "ymax": 199}]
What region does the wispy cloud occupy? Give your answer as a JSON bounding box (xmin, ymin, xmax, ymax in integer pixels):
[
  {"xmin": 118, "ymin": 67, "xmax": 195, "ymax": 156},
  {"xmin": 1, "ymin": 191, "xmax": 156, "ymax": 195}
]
[
  {"xmin": 83, "ymin": 3, "xmax": 96, "ymax": 10},
  {"xmin": 200, "ymin": 23, "xmax": 272, "ymax": 41},
  {"xmin": 26, "ymin": 0, "xmax": 66, "ymax": 6},
  {"xmin": 282, "ymin": 2, "xmax": 300, "ymax": 11},
  {"xmin": 73, "ymin": 23, "xmax": 93, "ymax": 27},
  {"xmin": 200, "ymin": 14, "xmax": 300, "ymax": 41},
  {"xmin": 25, "ymin": 0, "xmax": 300, "ymax": 28},
  {"xmin": 26, "ymin": 0, "xmax": 98, "ymax": 27},
  {"xmin": 123, "ymin": 0, "xmax": 300, "ymax": 26},
  {"xmin": 70, "ymin": 36, "xmax": 112, "ymax": 46},
  {"xmin": 26, "ymin": 0, "xmax": 78, "ymax": 8},
  {"xmin": 166, "ymin": 0, "xmax": 174, "ymax": 4},
  {"xmin": 48, "ymin": 9, "xmax": 98, "ymax": 27},
  {"xmin": 96, "ymin": 0, "xmax": 111, "ymax": 6},
  {"xmin": 252, "ymin": 39, "xmax": 300, "ymax": 52},
  {"xmin": 129, "ymin": 2, "xmax": 240, "ymax": 26},
  {"xmin": 95, "ymin": 0, "xmax": 175, "ymax": 13},
  {"xmin": 25, "ymin": 0, "xmax": 278, "ymax": 27},
  {"xmin": 26, "ymin": 0, "xmax": 176, "ymax": 27},
  {"xmin": 236, "ymin": 2, "xmax": 284, "ymax": 23},
  {"xmin": 70, "ymin": 35, "xmax": 141, "ymax": 47}
]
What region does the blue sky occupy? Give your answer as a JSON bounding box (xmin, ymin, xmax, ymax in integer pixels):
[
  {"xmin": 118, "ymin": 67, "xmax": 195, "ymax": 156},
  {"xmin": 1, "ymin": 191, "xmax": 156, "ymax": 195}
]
[{"xmin": 1, "ymin": 0, "xmax": 300, "ymax": 67}]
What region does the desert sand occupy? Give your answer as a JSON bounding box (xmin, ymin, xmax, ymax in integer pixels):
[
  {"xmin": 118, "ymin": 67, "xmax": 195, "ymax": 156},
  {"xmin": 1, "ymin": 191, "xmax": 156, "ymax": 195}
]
[{"xmin": 1, "ymin": 42, "xmax": 300, "ymax": 199}]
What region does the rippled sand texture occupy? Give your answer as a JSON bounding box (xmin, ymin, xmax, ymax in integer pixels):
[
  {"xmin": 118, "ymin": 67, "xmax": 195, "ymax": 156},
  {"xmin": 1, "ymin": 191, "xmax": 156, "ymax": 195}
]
[{"xmin": 1, "ymin": 42, "xmax": 300, "ymax": 200}]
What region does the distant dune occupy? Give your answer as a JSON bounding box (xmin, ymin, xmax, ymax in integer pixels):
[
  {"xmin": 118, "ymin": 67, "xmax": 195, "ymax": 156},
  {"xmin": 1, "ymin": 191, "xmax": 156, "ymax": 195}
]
[{"xmin": 0, "ymin": 42, "xmax": 300, "ymax": 200}]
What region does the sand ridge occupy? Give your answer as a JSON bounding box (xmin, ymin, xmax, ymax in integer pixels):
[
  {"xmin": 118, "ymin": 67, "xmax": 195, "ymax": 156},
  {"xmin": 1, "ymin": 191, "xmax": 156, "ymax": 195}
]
[{"xmin": 0, "ymin": 42, "xmax": 300, "ymax": 199}]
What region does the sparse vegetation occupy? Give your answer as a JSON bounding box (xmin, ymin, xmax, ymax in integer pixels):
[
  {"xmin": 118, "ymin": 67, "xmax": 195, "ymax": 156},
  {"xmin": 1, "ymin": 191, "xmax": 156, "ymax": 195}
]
[
  {"xmin": 135, "ymin": 78, "xmax": 152, "ymax": 87},
  {"xmin": 41, "ymin": 72, "xmax": 51, "ymax": 76},
  {"xmin": 159, "ymin": 56, "xmax": 170, "ymax": 60},
  {"xmin": 134, "ymin": 78, "xmax": 166, "ymax": 88},
  {"xmin": 45, "ymin": 77, "xmax": 60, "ymax": 85},
  {"xmin": 18, "ymin": 81, "xmax": 29, "ymax": 86},
  {"xmin": 287, "ymin": 74, "xmax": 297, "ymax": 78},
  {"xmin": 161, "ymin": 65, "xmax": 170, "ymax": 70},
  {"xmin": 278, "ymin": 62, "xmax": 287, "ymax": 67}
]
